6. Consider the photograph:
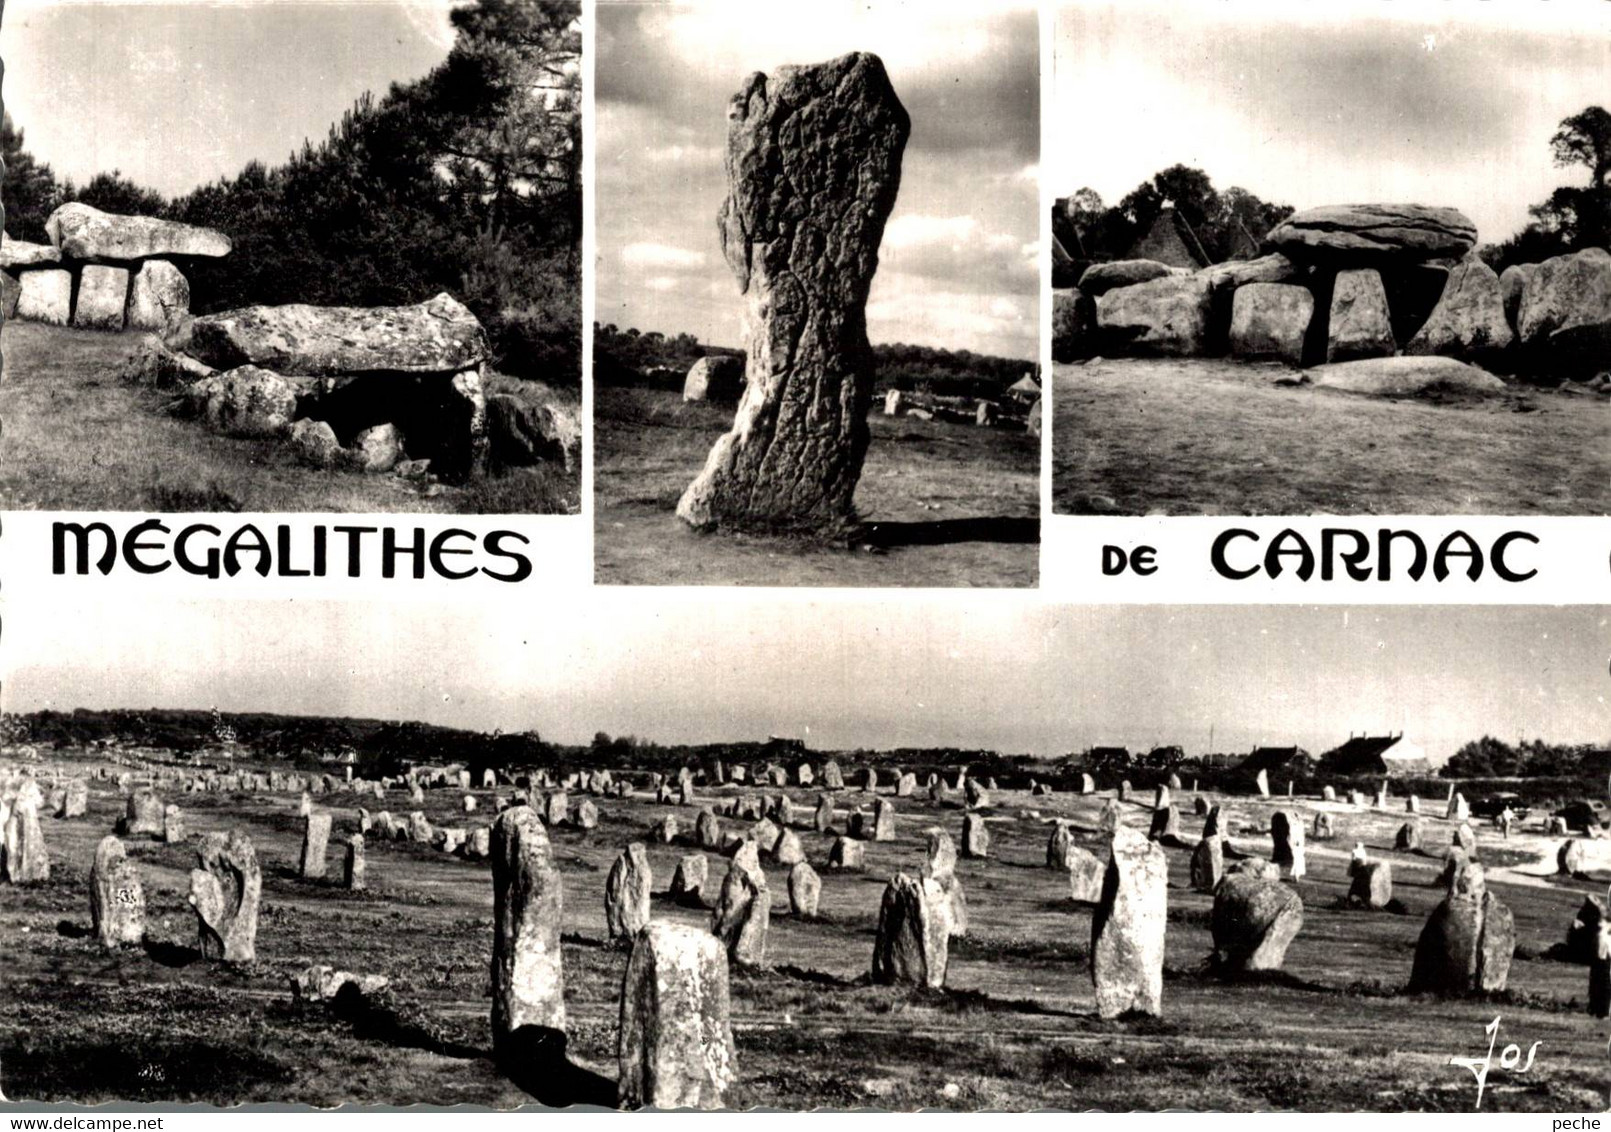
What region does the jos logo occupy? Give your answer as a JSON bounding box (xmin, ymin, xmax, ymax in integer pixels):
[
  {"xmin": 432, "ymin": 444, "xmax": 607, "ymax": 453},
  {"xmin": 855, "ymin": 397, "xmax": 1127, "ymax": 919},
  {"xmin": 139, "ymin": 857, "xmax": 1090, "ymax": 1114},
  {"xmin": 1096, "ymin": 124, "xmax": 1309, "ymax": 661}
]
[{"xmin": 1449, "ymin": 1015, "xmax": 1540, "ymax": 1110}]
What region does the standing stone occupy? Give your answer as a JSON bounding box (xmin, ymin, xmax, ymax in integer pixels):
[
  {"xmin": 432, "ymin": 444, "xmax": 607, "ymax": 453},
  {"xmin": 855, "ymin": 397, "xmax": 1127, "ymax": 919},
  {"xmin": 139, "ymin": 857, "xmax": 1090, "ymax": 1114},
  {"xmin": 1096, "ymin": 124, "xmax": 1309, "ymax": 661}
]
[
  {"xmin": 1080, "ymin": 774, "xmax": 1096, "ymax": 795},
  {"xmin": 962, "ymin": 813, "xmax": 989, "ymax": 858},
  {"xmin": 813, "ymin": 794, "xmax": 834, "ymax": 834},
  {"xmin": 1097, "ymin": 798, "xmax": 1123, "ymax": 834},
  {"xmin": 1312, "ymin": 813, "xmax": 1335, "ymax": 840},
  {"xmin": 922, "ymin": 827, "xmax": 967, "ymax": 936},
  {"xmin": 1405, "ymin": 257, "xmax": 1513, "ymax": 361},
  {"xmin": 1406, "ymin": 796, "xmax": 1421, "ymax": 815},
  {"xmin": 1453, "ymin": 822, "xmax": 1480, "ymax": 861},
  {"xmin": 1153, "ymin": 785, "xmax": 1172, "ymax": 811},
  {"xmin": 772, "ymin": 828, "xmax": 805, "ymax": 866},
  {"xmin": 1500, "ymin": 263, "xmax": 1537, "ymax": 329},
  {"xmin": 870, "ymin": 872, "xmax": 951, "ymax": 989},
  {"xmin": 408, "ymin": 811, "xmax": 433, "ymax": 844},
  {"xmin": 828, "ymin": 836, "xmax": 865, "ymax": 870},
  {"xmin": 1396, "ymin": 820, "xmax": 1422, "ymax": 852},
  {"xmin": 696, "ymin": 808, "xmax": 723, "ymax": 850},
  {"xmin": 1091, "ymin": 827, "xmax": 1167, "ymax": 1018},
  {"xmin": 59, "ymin": 779, "xmax": 88, "ymax": 819},
  {"xmin": 1592, "ymin": 921, "xmax": 1611, "ymax": 1020},
  {"xmin": 2, "ymin": 795, "xmax": 47, "ymax": 883},
  {"xmin": 1047, "ymin": 821, "xmax": 1079, "ymax": 869},
  {"xmin": 1190, "ymin": 834, "xmax": 1224, "ymax": 893},
  {"xmin": 1118, "ymin": 780, "xmax": 1132, "ymax": 802},
  {"xmin": 1148, "ymin": 804, "xmax": 1180, "ymax": 842},
  {"xmin": 873, "ymin": 798, "xmax": 896, "ymax": 842},
  {"xmin": 653, "ymin": 816, "xmax": 679, "ymax": 844},
  {"xmin": 1347, "ymin": 859, "xmax": 1392, "ymax": 909},
  {"xmin": 119, "ymin": 790, "xmax": 165, "ymax": 838},
  {"xmin": 606, "ymin": 843, "xmax": 654, "ymax": 943},
  {"xmin": 711, "ymin": 841, "xmax": 770, "ymax": 967},
  {"xmin": 16, "ymin": 268, "xmax": 72, "ymax": 325},
  {"xmin": 464, "ymin": 794, "xmax": 478, "ymax": 813},
  {"xmin": 343, "ymin": 834, "xmax": 366, "ymax": 890},
  {"xmin": 491, "ymin": 808, "xmax": 566, "ymax": 1054},
  {"xmin": 822, "ymin": 761, "xmax": 844, "ymax": 790},
  {"xmin": 788, "ymin": 861, "xmax": 821, "ymax": 918},
  {"xmin": 72, "ymin": 264, "xmax": 131, "ymax": 330},
  {"xmin": 466, "ymin": 827, "xmax": 492, "ymax": 860},
  {"xmin": 163, "ymin": 803, "xmax": 185, "ymax": 844},
  {"xmin": 300, "ymin": 812, "xmax": 332, "ymax": 879},
  {"xmin": 964, "ymin": 778, "xmax": 988, "ymax": 810},
  {"xmin": 1254, "ymin": 769, "xmax": 1270, "ymax": 798},
  {"xmin": 1327, "ymin": 269, "xmax": 1396, "ymax": 362},
  {"xmin": 1322, "ymin": 785, "xmax": 1336, "ymax": 802},
  {"xmin": 670, "ymin": 854, "xmax": 709, "ymax": 904},
  {"xmin": 617, "ymin": 922, "xmax": 736, "ymax": 1110},
  {"xmin": 1560, "ymin": 839, "xmax": 1586, "ymax": 876},
  {"xmin": 575, "ymin": 800, "xmax": 599, "ymax": 830},
  {"xmin": 90, "ymin": 835, "xmax": 144, "ymax": 947},
  {"xmin": 1270, "ymin": 811, "xmax": 1306, "ymax": 879},
  {"xmin": 1515, "ymin": 246, "xmax": 1611, "ymax": 371},
  {"xmin": 1409, "ymin": 863, "xmax": 1515, "ymax": 995},
  {"xmin": 1212, "ymin": 872, "xmax": 1304, "ymax": 971},
  {"xmin": 189, "ymin": 830, "xmax": 262, "ymax": 963},
  {"xmin": 676, "ymin": 53, "xmax": 910, "ymax": 533},
  {"xmin": 299, "ymin": 791, "xmax": 314, "ymax": 817},
  {"xmin": 1447, "ymin": 793, "xmax": 1471, "ymax": 822},
  {"xmin": 1067, "ymin": 845, "xmax": 1107, "ymax": 903},
  {"xmin": 897, "ymin": 773, "xmax": 916, "ymax": 798},
  {"xmin": 1095, "ymin": 274, "xmax": 1215, "ymax": 356}
]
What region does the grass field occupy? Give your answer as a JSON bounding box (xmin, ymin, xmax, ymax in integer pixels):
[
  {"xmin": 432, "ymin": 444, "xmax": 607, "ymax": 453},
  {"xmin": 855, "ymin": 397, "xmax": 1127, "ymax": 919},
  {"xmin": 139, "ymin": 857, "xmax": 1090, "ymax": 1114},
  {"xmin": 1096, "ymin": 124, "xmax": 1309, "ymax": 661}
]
[
  {"xmin": 1052, "ymin": 359, "xmax": 1611, "ymax": 516},
  {"xmin": 0, "ymin": 322, "xmax": 580, "ymax": 514},
  {"xmin": 5, "ymin": 753, "xmax": 1608, "ymax": 1111},
  {"xmin": 593, "ymin": 385, "xmax": 1040, "ymax": 587}
]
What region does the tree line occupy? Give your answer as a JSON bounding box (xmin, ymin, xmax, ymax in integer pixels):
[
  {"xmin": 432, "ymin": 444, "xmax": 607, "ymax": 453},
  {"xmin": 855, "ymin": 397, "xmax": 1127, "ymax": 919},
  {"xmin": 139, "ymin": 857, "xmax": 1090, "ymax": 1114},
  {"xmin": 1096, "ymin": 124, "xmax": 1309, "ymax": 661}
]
[{"xmin": 0, "ymin": 0, "xmax": 581, "ymax": 386}]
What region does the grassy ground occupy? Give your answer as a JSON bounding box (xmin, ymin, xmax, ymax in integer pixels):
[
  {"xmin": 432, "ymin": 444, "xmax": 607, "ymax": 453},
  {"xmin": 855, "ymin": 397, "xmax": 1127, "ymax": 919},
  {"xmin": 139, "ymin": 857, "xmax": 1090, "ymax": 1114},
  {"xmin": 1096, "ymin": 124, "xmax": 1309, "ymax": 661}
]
[
  {"xmin": 1052, "ymin": 359, "xmax": 1610, "ymax": 515},
  {"xmin": 0, "ymin": 322, "xmax": 580, "ymax": 514},
  {"xmin": 593, "ymin": 385, "xmax": 1040, "ymax": 587},
  {"xmin": 5, "ymin": 753, "xmax": 1609, "ymax": 1110}
]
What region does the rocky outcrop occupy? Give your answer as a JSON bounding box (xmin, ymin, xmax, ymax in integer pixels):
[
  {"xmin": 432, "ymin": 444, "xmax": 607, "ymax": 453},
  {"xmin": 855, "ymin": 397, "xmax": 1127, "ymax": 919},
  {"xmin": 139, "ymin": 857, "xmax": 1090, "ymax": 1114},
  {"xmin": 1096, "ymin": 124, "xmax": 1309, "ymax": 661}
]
[
  {"xmin": 1267, "ymin": 204, "xmax": 1477, "ymax": 265},
  {"xmin": 1309, "ymin": 355, "xmax": 1507, "ymax": 398},
  {"xmin": 676, "ymin": 53, "xmax": 909, "ymax": 534},
  {"xmin": 46, "ymin": 202, "xmax": 232, "ymax": 260},
  {"xmin": 1405, "ymin": 258, "xmax": 1513, "ymax": 361}
]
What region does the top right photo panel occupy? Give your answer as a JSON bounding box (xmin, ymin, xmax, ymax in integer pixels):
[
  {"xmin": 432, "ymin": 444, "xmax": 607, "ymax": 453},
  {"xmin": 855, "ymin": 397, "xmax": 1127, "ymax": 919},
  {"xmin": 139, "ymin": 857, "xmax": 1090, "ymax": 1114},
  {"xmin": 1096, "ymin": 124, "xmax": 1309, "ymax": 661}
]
[{"xmin": 1051, "ymin": 1, "xmax": 1610, "ymax": 517}]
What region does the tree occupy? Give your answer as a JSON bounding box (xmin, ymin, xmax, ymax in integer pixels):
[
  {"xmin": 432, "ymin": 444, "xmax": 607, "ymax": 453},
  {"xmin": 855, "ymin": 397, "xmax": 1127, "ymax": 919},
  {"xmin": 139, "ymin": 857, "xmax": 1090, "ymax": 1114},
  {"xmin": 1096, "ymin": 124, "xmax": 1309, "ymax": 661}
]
[
  {"xmin": 1, "ymin": 114, "xmax": 62, "ymax": 242},
  {"xmin": 62, "ymin": 171, "xmax": 167, "ymax": 219},
  {"xmin": 1550, "ymin": 106, "xmax": 1611, "ymax": 189}
]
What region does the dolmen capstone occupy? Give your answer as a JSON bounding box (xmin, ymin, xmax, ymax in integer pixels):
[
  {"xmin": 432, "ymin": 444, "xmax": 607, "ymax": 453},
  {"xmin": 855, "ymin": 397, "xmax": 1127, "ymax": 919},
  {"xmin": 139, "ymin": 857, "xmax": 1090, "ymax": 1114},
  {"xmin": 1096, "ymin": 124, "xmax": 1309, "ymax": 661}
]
[
  {"xmin": 606, "ymin": 842, "xmax": 654, "ymax": 944},
  {"xmin": 676, "ymin": 53, "xmax": 909, "ymax": 534},
  {"xmin": 1091, "ymin": 827, "xmax": 1167, "ymax": 1018},
  {"xmin": 1212, "ymin": 865, "xmax": 1304, "ymax": 971},
  {"xmin": 1409, "ymin": 862, "xmax": 1514, "ymax": 995},
  {"xmin": 871, "ymin": 872, "xmax": 951, "ymax": 989},
  {"xmin": 617, "ymin": 921, "xmax": 736, "ymax": 1109},
  {"xmin": 491, "ymin": 808, "xmax": 565, "ymax": 1060},
  {"xmin": 90, "ymin": 835, "xmax": 145, "ymax": 947},
  {"xmin": 711, "ymin": 840, "xmax": 770, "ymax": 967},
  {"xmin": 189, "ymin": 830, "xmax": 262, "ymax": 963},
  {"xmin": 5, "ymin": 204, "xmax": 226, "ymax": 336}
]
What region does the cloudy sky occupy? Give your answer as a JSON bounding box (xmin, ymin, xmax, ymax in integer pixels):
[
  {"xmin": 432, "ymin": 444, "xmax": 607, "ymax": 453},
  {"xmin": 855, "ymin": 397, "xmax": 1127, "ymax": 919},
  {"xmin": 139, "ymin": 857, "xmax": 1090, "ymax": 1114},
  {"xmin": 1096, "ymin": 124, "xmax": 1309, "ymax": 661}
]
[
  {"xmin": 595, "ymin": 1, "xmax": 1039, "ymax": 360},
  {"xmin": 1053, "ymin": 0, "xmax": 1611, "ymax": 247},
  {"xmin": 0, "ymin": 0, "xmax": 459, "ymax": 199},
  {"xmin": 7, "ymin": 600, "xmax": 1604, "ymax": 763}
]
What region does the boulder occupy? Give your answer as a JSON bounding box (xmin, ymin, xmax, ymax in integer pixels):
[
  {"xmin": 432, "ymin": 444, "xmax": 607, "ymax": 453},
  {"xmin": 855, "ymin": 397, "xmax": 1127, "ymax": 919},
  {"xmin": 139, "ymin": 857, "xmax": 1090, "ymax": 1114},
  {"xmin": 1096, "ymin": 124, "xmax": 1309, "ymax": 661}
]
[
  {"xmin": 486, "ymin": 383, "xmax": 582, "ymax": 472},
  {"xmin": 289, "ymin": 419, "xmax": 344, "ymax": 469},
  {"xmin": 16, "ymin": 268, "xmax": 72, "ymax": 325},
  {"xmin": 1499, "ymin": 263, "xmax": 1536, "ymax": 331},
  {"xmin": 1396, "ymin": 821, "xmax": 1422, "ymax": 852},
  {"xmin": 46, "ymin": 202, "xmax": 232, "ymax": 260},
  {"xmin": 870, "ymin": 872, "xmax": 951, "ymax": 989},
  {"xmin": 675, "ymin": 53, "xmax": 908, "ymax": 533},
  {"xmin": 490, "ymin": 808, "xmax": 566, "ymax": 1053},
  {"xmin": 1515, "ymin": 246, "xmax": 1611, "ymax": 372},
  {"xmin": 1228, "ymin": 282, "xmax": 1313, "ymax": 365},
  {"xmin": 350, "ymin": 423, "xmax": 404, "ymax": 474},
  {"xmin": 1409, "ymin": 863, "xmax": 1514, "ymax": 995},
  {"xmin": 124, "ymin": 259, "xmax": 191, "ymax": 337},
  {"xmin": 682, "ymin": 354, "xmax": 745, "ymax": 403},
  {"xmin": 1079, "ymin": 259, "xmax": 1175, "ymax": 296},
  {"xmin": 189, "ymin": 292, "xmax": 486, "ymax": 376},
  {"xmin": 1266, "ymin": 204, "xmax": 1477, "ymax": 265},
  {"xmin": 0, "ymin": 237, "xmax": 61, "ymax": 269},
  {"xmin": 1312, "ymin": 813, "xmax": 1336, "ymax": 840},
  {"xmin": 89, "ymin": 835, "xmax": 144, "ymax": 947},
  {"xmin": 1405, "ymin": 257, "xmax": 1513, "ymax": 362},
  {"xmin": 617, "ymin": 921, "xmax": 736, "ymax": 1110},
  {"xmin": 1096, "ymin": 274, "xmax": 1215, "ymax": 356},
  {"xmin": 605, "ymin": 843, "xmax": 654, "ymax": 943},
  {"xmin": 788, "ymin": 861, "xmax": 821, "ymax": 918},
  {"xmin": 1326, "ymin": 268, "xmax": 1396, "ymax": 362},
  {"xmin": 1212, "ymin": 872, "xmax": 1304, "ymax": 971},
  {"xmin": 1309, "ymin": 355, "xmax": 1506, "ymax": 398},
  {"xmin": 1091, "ymin": 827, "xmax": 1167, "ymax": 1017},
  {"xmin": 186, "ymin": 366, "xmax": 302, "ymax": 438},
  {"xmin": 119, "ymin": 332, "xmax": 215, "ymax": 388}
]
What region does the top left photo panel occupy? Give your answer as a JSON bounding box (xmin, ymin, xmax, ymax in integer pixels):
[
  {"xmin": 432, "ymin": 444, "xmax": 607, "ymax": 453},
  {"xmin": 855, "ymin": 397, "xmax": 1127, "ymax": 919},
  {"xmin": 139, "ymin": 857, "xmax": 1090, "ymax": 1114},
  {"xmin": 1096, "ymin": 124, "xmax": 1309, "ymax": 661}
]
[{"xmin": 0, "ymin": 0, "xmax": 582, "ymax": 515}]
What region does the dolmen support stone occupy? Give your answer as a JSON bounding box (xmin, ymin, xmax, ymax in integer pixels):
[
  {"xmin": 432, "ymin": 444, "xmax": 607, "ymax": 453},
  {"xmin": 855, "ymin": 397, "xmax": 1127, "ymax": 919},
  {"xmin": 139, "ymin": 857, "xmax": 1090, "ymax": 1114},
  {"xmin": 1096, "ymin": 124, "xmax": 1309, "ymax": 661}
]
[
  {"xmin": 617, "ymin": 921, "xmax": 736, "ymax": 1110},
  {"xmin": 90, "ymin": 835, "xmax": 145, "ymax": 947},
  {"xmin": 676, "ymin": 52, "xmax": 910, "ymax": 534},
  {"xmin": 1091, "ymin": 827, "xmax": 1167, "ymax": 1018},
  {"xmin": 491, "ymin": 807, "xmax": 566, "ymax": 1058},
  {"xmin": 189, "ymin": 830, "xmax": 262, "ymax": 963}
]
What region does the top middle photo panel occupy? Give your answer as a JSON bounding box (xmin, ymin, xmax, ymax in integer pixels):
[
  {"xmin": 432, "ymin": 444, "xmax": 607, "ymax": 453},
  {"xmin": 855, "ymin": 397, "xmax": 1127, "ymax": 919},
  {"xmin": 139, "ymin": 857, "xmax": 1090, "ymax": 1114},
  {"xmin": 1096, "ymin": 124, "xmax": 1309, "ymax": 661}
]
[{"xmin": 595, "ymin": 1, "xmax": 1041, "ymax": 588}]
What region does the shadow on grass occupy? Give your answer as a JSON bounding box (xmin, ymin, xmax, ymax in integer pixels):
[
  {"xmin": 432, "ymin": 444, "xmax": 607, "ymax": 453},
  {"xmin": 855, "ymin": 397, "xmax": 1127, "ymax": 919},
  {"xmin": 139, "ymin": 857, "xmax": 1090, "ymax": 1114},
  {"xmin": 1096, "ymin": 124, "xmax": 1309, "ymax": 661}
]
[
  {"xmin": 143, "ymin": 937, "xmax": 203, "ymax": 968},
  {"xmin": 862, "ymin": 516, "xmax": 1039, "ymax": 549}
]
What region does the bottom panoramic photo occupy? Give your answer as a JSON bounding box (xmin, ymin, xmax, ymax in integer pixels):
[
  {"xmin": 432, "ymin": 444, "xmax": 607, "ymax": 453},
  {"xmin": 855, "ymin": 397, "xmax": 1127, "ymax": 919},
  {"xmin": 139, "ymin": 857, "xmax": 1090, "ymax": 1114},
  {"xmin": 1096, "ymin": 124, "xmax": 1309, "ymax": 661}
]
[{"xmin": 1, "ymin": 600, "xmax": 1607, "ymax": 1111}]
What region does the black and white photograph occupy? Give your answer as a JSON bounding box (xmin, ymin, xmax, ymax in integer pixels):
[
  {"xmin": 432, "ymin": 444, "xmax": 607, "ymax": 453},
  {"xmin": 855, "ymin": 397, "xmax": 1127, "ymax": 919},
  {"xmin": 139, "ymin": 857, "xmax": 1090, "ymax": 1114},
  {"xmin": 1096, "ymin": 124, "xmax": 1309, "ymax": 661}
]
[
  {"xmin": 1, "ymin": 600, "xmax": 1609, "ymax": 1109},
  {"xmin": 593, "ymin": 2, "xmax": 1041, "ymax": 587},
  {"xmin": 0, "ymin": 0, "xmax": 582, "ymax": 514},
  {"xmin": 1051, "ymin": 1, "xmax": 1611, "ymax": 516}
]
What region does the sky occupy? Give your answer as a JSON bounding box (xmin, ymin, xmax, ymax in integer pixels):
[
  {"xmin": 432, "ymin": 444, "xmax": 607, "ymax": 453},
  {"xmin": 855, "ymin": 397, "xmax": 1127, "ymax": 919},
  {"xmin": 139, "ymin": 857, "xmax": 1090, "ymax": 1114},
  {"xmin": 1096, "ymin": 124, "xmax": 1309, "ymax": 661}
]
[
  {"xmin": 6, "ymin": 600, "xmax": 1605, "ymax": 763},
  {"xmin": 0, "ymin": 0, "xmax": 460, "ymax": 199},
  {"xmin": 595, "ymin": 1, "xmax": 1040, "ymax": 361},
  {"xmin": 1052, "ymin": 0, "xmax": 1611, "ymax": 247}
]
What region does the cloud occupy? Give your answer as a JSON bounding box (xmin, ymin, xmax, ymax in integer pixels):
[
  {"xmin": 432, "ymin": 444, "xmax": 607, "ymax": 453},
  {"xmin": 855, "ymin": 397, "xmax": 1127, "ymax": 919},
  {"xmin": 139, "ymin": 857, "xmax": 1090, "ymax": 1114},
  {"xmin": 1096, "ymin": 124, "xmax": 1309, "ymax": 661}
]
[
  {"xmin": 878, "ymin": 214, "xmax": 1036, "ymax": 299},
  {"xmin": 620, "ymin": 242, "xmax": 708, "ymax": 271}
]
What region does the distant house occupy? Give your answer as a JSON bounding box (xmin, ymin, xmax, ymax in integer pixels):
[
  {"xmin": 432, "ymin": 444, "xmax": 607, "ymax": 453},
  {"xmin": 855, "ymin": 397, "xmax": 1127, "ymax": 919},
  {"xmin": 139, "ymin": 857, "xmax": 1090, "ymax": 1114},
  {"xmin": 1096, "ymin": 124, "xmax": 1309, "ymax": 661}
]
[
  {"xmin": 1236, "ymin": 746, "xmax": 1312, "ymax": 774},
  {"xmin": 1194, "ymin": 752, "xmax": 1243, "ymax": 769},
  {"xmin": 1128, "ymin": 204, "xmax": 1208, "ymax": 269},
  {"xmin": 1322, "ymin": 733, "xmax": 1433, "ymax": 777},
  {"xmin": 1006, "ymin": 375, "xmax": 1041, "ymax": 400}
]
